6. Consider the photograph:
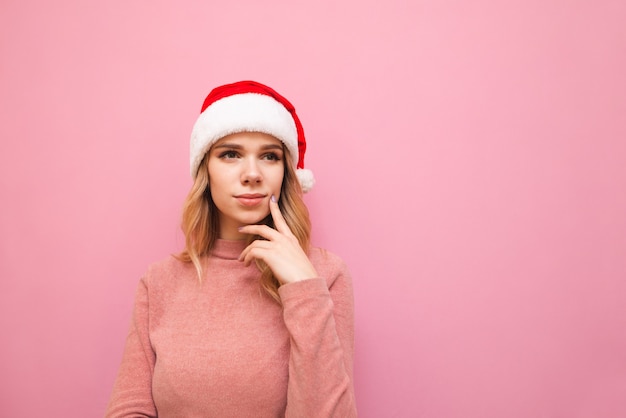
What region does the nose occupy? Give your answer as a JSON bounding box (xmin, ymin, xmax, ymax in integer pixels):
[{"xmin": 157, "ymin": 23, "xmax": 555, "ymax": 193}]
[{"xmin": 241, "ymin": 158, "xmax": 263, "ymax": 184}]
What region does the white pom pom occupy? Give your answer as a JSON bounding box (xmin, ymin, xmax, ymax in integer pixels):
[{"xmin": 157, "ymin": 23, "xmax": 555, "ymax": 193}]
[{"xmin": 296, "ymin": 168, "xmax": 315, "ymax": 193}]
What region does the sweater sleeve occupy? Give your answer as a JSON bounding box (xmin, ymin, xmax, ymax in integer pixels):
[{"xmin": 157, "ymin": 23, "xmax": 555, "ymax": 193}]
[
  {"xmin": 105, "ymin": 277, "xmax": 157, "ymax": 418},
  {"xmin": 278, "ymin": 258, "xmax": 357, "ymax": 417}
]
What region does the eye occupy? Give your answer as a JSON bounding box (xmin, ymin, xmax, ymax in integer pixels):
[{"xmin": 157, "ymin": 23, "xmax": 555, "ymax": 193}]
[
  {"xmin": 219, "ymin": 150, "xmax": 239, "ymax": 159},
  {"xmin": 262, "ymin": 152, "xmax": 282, "ymax": 161}
]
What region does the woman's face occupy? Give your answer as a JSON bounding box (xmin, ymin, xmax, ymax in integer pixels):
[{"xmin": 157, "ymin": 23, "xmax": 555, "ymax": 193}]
[{"xmin": 207, "ymin": 132, "xmax": 285, "ymax": 239}]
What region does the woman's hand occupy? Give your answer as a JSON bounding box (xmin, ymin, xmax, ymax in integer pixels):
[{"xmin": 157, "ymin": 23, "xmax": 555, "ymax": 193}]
[{"xmin": 238, "ymin": 196, "xmax": 318, "ymax": 285}]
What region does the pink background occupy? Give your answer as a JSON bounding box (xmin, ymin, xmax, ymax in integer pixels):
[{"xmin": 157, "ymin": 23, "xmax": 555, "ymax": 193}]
[{"xmin": 1, "ymin": 0, "xmax": 625, "ymax": 417}]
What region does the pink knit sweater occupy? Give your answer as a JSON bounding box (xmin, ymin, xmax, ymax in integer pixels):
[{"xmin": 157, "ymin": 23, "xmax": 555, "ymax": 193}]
[{"xmin": 105, "ymin": 239, "xmax": 356, "ymax": 417}]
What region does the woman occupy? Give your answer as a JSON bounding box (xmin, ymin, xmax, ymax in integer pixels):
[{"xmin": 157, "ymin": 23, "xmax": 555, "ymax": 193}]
[{"xmin": 105, "ymin": 81, "xmax": 356, "ymax": 417}]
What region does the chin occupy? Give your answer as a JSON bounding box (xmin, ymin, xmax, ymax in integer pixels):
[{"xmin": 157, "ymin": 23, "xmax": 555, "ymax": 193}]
[{"xmin": 239, "ymin": 212, "xmax": 271, "ymax": 226}]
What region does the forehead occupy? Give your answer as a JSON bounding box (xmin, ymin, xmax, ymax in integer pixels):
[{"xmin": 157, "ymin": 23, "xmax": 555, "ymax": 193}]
[{"xmin": 213, "ymin": 132, "xmax": 283, "ymax": 148}]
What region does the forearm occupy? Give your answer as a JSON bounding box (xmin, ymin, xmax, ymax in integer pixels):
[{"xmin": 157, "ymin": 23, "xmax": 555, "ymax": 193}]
[{"xmin": 280, "ymin": 278, "xmax": 357, "ymax": 417}]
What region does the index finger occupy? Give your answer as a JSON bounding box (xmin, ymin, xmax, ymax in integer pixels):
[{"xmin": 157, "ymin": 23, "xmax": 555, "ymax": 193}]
[{"xmin": 269, "ymin": 195, "xmax": 292, "ymax": 235}]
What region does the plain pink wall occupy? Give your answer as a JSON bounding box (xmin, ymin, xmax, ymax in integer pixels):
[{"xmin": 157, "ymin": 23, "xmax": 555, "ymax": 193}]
[{"xmin": 1, "ymin": 0, "xmax": 625, "ymax": 416}]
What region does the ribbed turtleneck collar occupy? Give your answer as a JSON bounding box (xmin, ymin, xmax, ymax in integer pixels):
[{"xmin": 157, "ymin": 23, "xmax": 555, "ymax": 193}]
[{"xmin": 210, "ymin": 239, "xmax": 248, "ymax": 260}]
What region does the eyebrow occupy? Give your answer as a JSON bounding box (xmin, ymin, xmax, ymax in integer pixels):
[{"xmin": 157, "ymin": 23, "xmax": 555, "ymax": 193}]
[{"xmin": 213, "ymin": 143, "xmax": 284, "ymax": 151}]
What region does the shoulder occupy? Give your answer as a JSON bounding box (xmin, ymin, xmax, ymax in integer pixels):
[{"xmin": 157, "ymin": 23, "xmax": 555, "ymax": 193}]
[
  {"xmin": 140, "ymin": 254, "xmax": 196, "ymax": 293},
  {"xmin": 308, "ymin": 246, "xmax": 352, "ymax": 288}
]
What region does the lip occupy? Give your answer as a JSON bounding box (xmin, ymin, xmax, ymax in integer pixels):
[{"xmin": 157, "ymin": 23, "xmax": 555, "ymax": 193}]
[{"xmin": 235, "ymin": 193, "xmax": 266, "ymax": 207}]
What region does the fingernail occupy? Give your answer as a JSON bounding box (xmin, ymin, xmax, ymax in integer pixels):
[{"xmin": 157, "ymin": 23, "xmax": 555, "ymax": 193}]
[
  {"xmin": 237, "ymin": 226, "xmax": 243, "ymax": 231},
  {"xmin": 271, "ymin": 195, "xmax": 277, "ymax": 203}
]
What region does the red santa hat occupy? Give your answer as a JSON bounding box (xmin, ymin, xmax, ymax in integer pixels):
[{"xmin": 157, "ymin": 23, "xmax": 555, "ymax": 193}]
[{"xmin": 190, "ymin": 80, "xmax": 315, "ymax": 192}]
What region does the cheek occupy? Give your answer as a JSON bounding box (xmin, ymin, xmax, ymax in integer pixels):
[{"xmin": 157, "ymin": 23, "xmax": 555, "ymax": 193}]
[
  {"xmin": 273, "ymin": 171, "xmax": 285, "ymax": 192},
  {"xmin": 207, "ymin": 166, "xmax": 228, "ymax": 189}
]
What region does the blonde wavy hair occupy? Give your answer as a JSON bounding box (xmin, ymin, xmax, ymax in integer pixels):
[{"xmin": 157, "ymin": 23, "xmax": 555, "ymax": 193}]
[{"xmin": 177, "ymin": 147, "xmax": 311, "ymax": 304}]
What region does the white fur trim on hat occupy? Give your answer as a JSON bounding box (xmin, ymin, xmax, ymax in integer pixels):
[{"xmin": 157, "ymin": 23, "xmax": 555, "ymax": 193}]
[
  {"xmin": 190, "ymin": 93, "xmax": 299, "ymax": 177},
  {"xmin": 296, "ymin": 168, "xmax": 315, "ymax": 193}
]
